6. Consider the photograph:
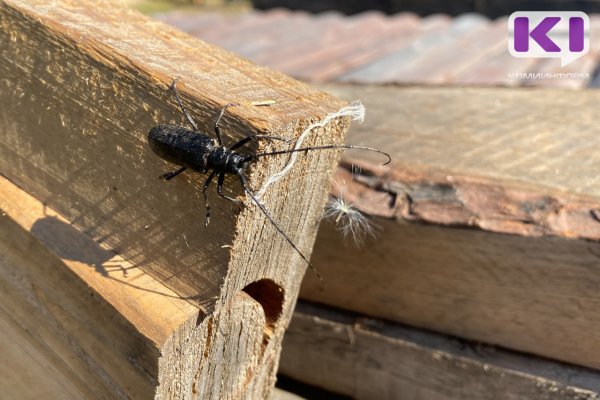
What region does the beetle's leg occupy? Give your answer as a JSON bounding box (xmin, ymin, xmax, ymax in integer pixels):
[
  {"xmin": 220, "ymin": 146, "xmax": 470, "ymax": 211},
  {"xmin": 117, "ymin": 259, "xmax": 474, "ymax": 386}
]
[
  {"xmin": 170, "ymin": 78, "xmax": 199, "ymax": 131},
  {"xmin": 202, "ymin": 171, "xmax": 217, "ymax": 227},
  {"xmin": 217, "ymin": 171, "xmax": 242, "ymax": 205},
  {"xmin": 159, "ymin": 166, "xmax": 187, "ymax": 181},
  {"xmin": 214, "ymin": 103, "xmax": 239, "ymax": 147},
  {"xmin": 230, "ymin": 134, "xmax": 291, "ymax": 150}
]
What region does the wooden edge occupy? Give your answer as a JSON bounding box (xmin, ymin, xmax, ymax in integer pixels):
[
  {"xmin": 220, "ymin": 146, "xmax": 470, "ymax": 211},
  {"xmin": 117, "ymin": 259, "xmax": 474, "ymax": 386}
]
[
  {"xmin": 0, "ymin": 0, "xmax": 348, "ymax": 312},
  {"xmin": 0, "ymin": 174, "xmax": 285, "ymax": 398},
  {"xmin": 279, "ymin": 301, "xmax": 600, "ymax": 400},
  {"xmin": 334, "ymin": 160, "xmax": 600, "ymax": 240},
  {"xmin": 317, "ymin": 82, "xmax": 600, "ymax": 241}
]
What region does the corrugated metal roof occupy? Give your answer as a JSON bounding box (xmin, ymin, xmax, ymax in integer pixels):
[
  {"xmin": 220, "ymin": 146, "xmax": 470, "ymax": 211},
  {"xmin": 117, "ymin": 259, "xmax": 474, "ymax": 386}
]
[{"xmin": 155, "ymin": 9, "xmax": 600, "ymax": 88}]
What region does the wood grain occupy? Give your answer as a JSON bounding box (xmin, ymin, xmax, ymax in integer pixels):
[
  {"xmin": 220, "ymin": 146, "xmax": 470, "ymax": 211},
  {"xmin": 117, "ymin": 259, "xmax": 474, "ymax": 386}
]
[
  {"xmin": 0, "ymin": 1, "xmax": 349, "ymax": 397},
  {"xmin": 279, "ymin": 302, "xmax": 600, "ymax": 400},
  {"xmin": 0, "ymin": 175, "xmax": 188, "ymax": 399},
  {"xmin": 299, "ymin": 84, "xmax": 600, "ymax": 371},
  {"xmin": 321, "ymin": 83, "xmax": 600, "ymax": 199},
  {"xmin": 0, "ymin": 305, "xmax": 92, "ymax": 400},
  {"xmin": 0, "ymin": 174, "xmax": 289, "ymax": 399}
]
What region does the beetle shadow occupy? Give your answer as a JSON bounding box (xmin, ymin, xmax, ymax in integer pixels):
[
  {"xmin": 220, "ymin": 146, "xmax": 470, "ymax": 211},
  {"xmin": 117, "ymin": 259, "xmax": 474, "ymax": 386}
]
[
  {"xmin": 31, "ymin": 215, "xmax": 118, "ymax": 277},
  {"xmin": 29, "ymin": 214, "xmax": 202, "ymax": 301}
]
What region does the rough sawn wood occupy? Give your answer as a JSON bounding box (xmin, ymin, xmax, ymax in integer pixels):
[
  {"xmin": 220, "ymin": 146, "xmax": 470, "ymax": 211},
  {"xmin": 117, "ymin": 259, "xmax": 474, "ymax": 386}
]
[
  {"xmin": 279, "ymin": 302, "xmax": 600, "ymax": 400},
  {"xmin": 302, "ymin": 84, "xmax": 600, "ymax": 372},
  {"xmin": 0, "ymin": 0, "xmax": 349, "ymax": 398}
]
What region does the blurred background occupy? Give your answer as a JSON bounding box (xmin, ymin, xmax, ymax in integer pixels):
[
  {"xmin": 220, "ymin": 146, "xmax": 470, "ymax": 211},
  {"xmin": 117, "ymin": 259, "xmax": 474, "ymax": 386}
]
[{"xmin": 125, "ymin": 0, "xmax": 600, "ymax": 88}]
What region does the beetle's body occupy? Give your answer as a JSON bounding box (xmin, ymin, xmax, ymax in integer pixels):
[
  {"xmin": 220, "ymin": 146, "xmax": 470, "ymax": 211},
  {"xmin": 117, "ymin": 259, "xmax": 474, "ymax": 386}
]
[
  {"xmin": 148, "ymin": 79, "xmax": 391, "ymax": 285},
  {"xmin": 148, "ymin": 124, "xmax": 247, "ymax": 175}
]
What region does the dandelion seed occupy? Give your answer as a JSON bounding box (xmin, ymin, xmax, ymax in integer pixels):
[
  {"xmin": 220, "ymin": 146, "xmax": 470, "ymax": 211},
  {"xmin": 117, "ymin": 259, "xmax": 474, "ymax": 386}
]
[{"xmin": 324, "ymin": 196, "xmax": 376, "ymax": 246}]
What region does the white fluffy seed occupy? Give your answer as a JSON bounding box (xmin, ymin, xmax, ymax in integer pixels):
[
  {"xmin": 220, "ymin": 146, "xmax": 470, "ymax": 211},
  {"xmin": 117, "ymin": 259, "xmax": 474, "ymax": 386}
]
[{"xmin": 323, "ymin": 196, "xmax": 376, "ymax": 246}]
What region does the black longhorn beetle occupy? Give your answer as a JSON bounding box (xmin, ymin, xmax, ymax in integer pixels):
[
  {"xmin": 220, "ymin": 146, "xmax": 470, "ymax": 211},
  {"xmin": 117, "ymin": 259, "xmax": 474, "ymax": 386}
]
[{"xmin": 148, "ymin": 79, "xmax": 391, "ymax": 283}]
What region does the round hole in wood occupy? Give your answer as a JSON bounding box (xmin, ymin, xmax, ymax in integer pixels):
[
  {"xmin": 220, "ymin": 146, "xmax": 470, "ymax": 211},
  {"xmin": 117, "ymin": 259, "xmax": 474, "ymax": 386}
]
[{"xmin": 242, "ymin": 279, "xmax": 284, "ymax": 328}]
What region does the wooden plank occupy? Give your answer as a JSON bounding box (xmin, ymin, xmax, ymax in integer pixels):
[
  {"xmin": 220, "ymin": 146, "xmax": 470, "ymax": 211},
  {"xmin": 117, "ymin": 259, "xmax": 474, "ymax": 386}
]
[
  {"xmin": 0, "ymin": 175, "xmax": 184, "ymax": 398},
  {"xmin": 0, "ymin": 305, "xmax": 91, "ymax": 400},
  {"xmin": 306, "ymin": 165, "xmax": 600, "ymax": 371},
  {"xmin": 279, "ymin": 302, "xmax": 600, "ymax": 400},
  {"xmin": 0, "ymin": 174, "xmax": 283, "ymax": 399},
  {"xmin": 298, "ymin": 84, "xmax": 600, "ymax": 371},
  {"xmin": 0, "ymin": 1, "xmax": 350, "ymax": 397},
  {"xmin": 320, "ymin": 84, "xmax": 600, "ymax": 198},
  {"xmin": 0, "ymin": 184, "xmax": 314, "ymax": 400}
]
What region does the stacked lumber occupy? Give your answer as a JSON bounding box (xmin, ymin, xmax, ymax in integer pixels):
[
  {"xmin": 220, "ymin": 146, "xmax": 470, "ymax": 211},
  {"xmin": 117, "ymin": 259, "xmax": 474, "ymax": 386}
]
[
  {"xmin": 0, "ymin": 1, "xmax": 350, "ymax": 398},
  {"xmin": 278, "ymin": 84, "xmax": 600, "ymax": 398}
]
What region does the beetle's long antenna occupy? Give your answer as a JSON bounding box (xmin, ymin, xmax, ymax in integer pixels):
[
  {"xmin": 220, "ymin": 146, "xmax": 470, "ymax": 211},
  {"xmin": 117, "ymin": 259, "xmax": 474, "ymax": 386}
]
[
  {"xmin": 245, "ymin": 145, "xmax": 392, "ymax": 165},
  {"xmin": 237, "ymin": 170, "xmax": 324, "ymax": 288}
]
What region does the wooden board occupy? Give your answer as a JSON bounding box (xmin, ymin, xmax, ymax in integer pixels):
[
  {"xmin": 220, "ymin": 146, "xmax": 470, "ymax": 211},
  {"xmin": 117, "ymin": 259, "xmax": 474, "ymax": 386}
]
[
  {"xmin": 0, "ymin": 304, "xmax": 92, "ymax": 400},
  {"xmin": 0, "ymin": 174, "xmax": 285, "ymax": 399},
  {"xmin": 299, "ymin": 84, "xmax": 600, "ymax": 371},
  {"xmin": 0, "ymin": 1, "xmax": 350, "ymax": 398},
  {"xmin": 0, "ymin": 0, "xmax": 347, "ymax": 311},
  {"xmin": 279, "ymin": 301, "xmax": 600, "ymax": 400},
  {"xmin": 321, "ymin": 84, "xmax": 600, "ymax": 199}
]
